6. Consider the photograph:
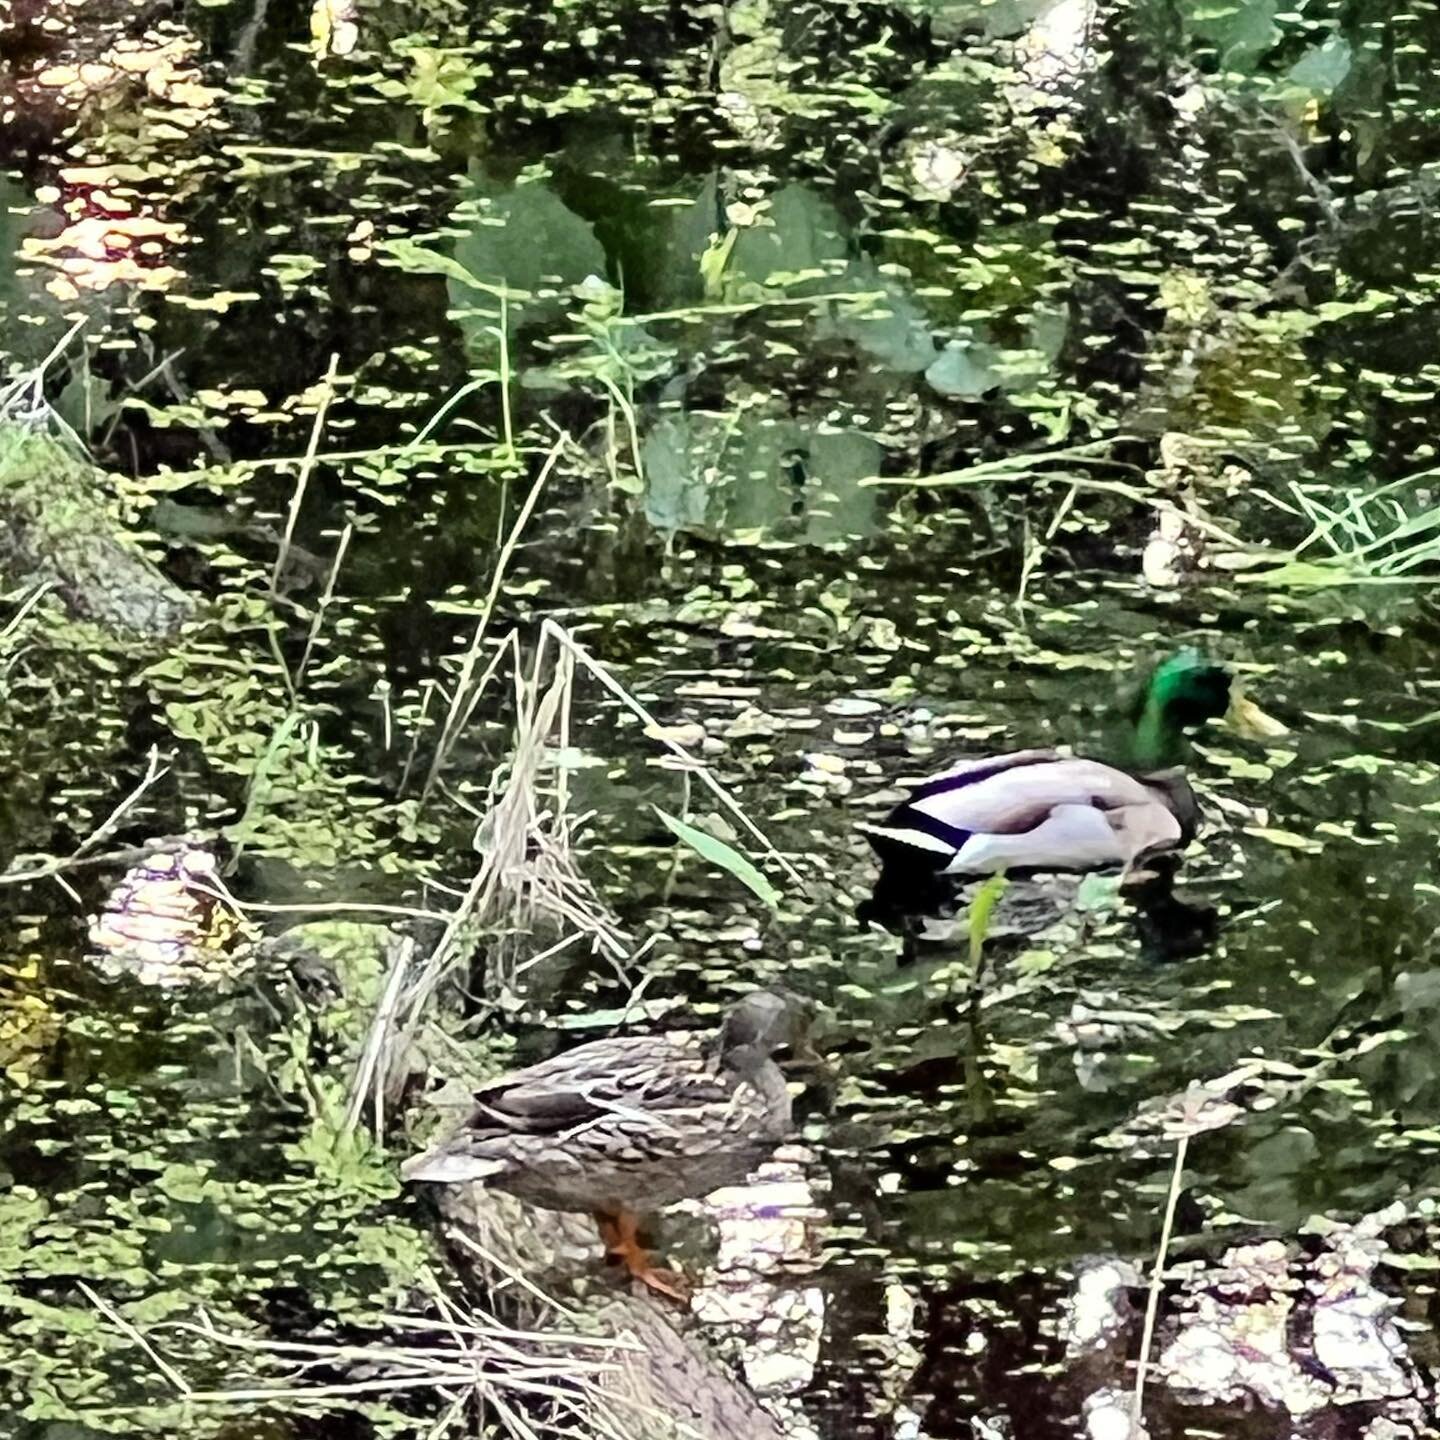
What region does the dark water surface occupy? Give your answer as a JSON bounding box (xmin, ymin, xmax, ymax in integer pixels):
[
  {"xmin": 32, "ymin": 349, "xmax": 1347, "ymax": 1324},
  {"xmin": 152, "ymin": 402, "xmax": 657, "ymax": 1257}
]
[{"xmin": 2, "ymin": 0, "xmax": 1440, "ymax": 1435}]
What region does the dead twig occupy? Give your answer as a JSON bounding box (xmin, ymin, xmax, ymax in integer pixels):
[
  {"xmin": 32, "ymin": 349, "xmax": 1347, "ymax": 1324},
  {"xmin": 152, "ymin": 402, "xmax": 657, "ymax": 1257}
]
[
  {"xmin": 0, "ymin": 749, "xmax": 171, "ymax": 888},
  {"xmin": 271, "ymin": 353, "xmax": 341, "ymax": 597},
  {"xmin": 423, "ymin": 435, "xmax": 566, "ymax": 799},
  {"xmin": 343, "ymin": 934, "xmax": 417, "ymax": 1139},
  {"xmin": 86, "ymin": 1276, "xmax": 644, "ymax": 1440},
  {"xmin": 1131, "ymin": 1132, "xmax": 1188, "ymax": 1426}
]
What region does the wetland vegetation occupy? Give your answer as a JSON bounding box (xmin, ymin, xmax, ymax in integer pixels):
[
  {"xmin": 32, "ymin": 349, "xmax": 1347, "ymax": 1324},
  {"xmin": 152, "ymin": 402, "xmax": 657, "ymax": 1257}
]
[{"xmin": 2, "ymin": 0, "xmax": 1440, "ymax": 1434}]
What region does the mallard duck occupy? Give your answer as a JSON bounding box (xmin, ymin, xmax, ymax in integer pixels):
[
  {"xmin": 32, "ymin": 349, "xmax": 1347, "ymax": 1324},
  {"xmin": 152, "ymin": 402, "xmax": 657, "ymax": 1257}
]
[
  {"xmin": 858, "ymin": 653, "xmax": 1248, "ymax": 923},
  {"xmin": 401, "ymin": 991, "xmax": 795, "ymax": 1300}
]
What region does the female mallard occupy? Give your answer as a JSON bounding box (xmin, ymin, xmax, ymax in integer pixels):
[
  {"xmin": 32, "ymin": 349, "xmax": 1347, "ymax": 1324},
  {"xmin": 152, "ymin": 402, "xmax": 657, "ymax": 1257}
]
[
  {"xmin": 858, "ymin": 653, "xmax": 1252, "ymax": 922},
  {"xmin": 402, "ymin": 991, "xmax": 795, "ymax": 1300}
]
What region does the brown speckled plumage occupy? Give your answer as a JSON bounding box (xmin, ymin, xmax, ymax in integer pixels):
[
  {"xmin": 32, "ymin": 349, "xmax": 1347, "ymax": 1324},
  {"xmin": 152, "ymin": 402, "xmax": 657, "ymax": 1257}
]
[{"xmin": 402, "ymin": 992, "xmax": 794, "ymax": 1215}]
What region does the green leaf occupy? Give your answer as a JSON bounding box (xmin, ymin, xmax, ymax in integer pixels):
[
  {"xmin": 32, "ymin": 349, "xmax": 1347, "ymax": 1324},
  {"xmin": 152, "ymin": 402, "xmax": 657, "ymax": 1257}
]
[
  {"xmin": 805, "ymin": 428, "xmax": 882, "ymax": 543},
  {"xmin": 53, "ymin": 361, "xmax": 121, "ymax": 439},
  {"xmin": 452, "ymin": 181, "xmax": 607, "ymax": 314},
  {"xmin": 653, "ymin": 807, "xmax": 782, "ymax": 907},
  {"xmin": 640, "ymin": 415, "xmax": 717, "ymax": 535},
  {"xmin": 378, "ymin": 237, "xmax": 529, "ymax": 302},
  {"xmin": 827, "ymin": 263, "xmax": 939, "ymax": 373},
  {"xmin": 730, "ymin": 183, "xmax": 849, "ymax": 284},
  {"xmin": 1286, "ymin": 34, "xmax": 1351, "ymax": 97},
  {"xmin": 1185, "ymin": 0, "xmax": 1279, "ymax": 70},
  {"xmin": 1028, "ymin": 304, "xmax": 1069, "ymax": 364}
]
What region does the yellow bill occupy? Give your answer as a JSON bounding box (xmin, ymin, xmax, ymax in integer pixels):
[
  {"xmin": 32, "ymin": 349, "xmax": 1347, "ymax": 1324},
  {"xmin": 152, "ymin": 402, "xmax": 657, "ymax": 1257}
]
[{"xmin": 1225, "ymin": 689, "xmax": 1289, "ymax": 739}]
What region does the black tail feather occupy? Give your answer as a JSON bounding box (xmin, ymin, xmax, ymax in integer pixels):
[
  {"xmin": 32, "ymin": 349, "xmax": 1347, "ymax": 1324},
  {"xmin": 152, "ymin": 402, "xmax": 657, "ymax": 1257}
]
[{"xmin": 856, "ymin": 860, "xmax": 958, "ymax": 935}]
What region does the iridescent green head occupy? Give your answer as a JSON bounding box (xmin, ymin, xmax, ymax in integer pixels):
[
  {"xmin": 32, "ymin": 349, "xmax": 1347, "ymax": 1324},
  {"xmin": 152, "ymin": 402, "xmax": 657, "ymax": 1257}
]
[{"xmin": 1127, "ymin": 650, "xmax": 1233, "ymax": 770}]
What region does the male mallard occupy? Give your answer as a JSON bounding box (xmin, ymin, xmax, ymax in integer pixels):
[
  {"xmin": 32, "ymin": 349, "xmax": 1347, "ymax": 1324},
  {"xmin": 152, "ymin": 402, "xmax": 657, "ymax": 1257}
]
[
  {"xmin": 858, "ymin": 653, "xmax": 1254, "ymax": 922},
  {"xmin": 401, "ymin": 991, "xmax": 795, "ymax": 1300}
]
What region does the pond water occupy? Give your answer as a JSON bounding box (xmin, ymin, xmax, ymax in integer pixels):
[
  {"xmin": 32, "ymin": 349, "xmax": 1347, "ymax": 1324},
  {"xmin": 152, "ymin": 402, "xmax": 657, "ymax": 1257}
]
[{"xmin": 2, "ymin": 0, "xmax": 1440, "ymax": 1435}]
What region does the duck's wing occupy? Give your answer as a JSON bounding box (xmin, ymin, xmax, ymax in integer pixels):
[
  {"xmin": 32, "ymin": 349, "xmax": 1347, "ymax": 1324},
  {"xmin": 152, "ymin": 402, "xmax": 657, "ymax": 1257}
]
[
  {"xmin": 912, "ymin": 758, "xmax": 1160, "ymax": 834},
  {"xmin": 904, "ymin": 749, "xmax": 1062, "ymax": 803},
  {"xmin": 1107, "ymin": 798, "xmax": 1188, "ymax": 861},
  {"xmin": 401, "ymin": 1033, "xmax": 717, "ymax": 1184},
  {"xmin": 469, "ymin": 1033, "xmax": 712, "ymax": 1134},
  {"xmin": 1137, "ymin": 768, "xmax": 1201, "ymax": 838},
  {"xmin": 858, "ymin": 750, "xmax": 1062, "ymax": 859},
  {"xmin": 944, "ymin": 799, "xmax": 1182, "ymax": 874},
  {"xmin": 402, "ymin": 1034, "xmax": 779, "ymax": 1192}
]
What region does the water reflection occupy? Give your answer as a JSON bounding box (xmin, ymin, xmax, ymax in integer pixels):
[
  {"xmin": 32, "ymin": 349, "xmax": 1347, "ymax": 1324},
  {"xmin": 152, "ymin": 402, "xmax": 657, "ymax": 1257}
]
[
  {"xmin": 2, "ymin": 0, "xmax": 1440, "ymax": 1431},
  {"xmin": 692, "ymin": 1146, "xmax": 828, "ymax": 1401}
]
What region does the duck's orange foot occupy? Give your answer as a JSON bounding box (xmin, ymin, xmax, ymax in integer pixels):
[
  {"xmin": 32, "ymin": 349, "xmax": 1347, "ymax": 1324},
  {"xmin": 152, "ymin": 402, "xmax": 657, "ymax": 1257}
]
[
  {"xmin": 634, "ymin": 1263, "xmax": 690, "ymax": 1303},
  {"xmin": 1120, "ymin": 866, "xmax": 1160, "ymax": 886},
  {"xmin": 594, "ymin": 1209, "xmax": 690, "ymax": 1306}
]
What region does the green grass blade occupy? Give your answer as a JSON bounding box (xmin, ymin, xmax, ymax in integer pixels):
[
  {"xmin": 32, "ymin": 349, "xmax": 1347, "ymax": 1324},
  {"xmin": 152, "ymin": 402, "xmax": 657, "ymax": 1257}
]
[{"xmin": 654, "ymin": 807, "xmax": 782, "ymax": 908}]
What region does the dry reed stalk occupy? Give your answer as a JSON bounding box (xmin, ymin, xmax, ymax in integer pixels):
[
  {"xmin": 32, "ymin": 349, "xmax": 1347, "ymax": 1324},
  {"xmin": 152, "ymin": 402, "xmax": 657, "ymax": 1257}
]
[
  {"xmin": 1131, "ymin": 1132, "xmax": 1188, "ymax": 1428},
  {"xmin": 354, "ymin": 633, "xmax": 628, "ymax": 1129},
  {"xmin": 422, "ymin": 436, "xmax": 565, "ymax": 799},
  {"xmin": 342, "ymin": 933, "xmax": 417, "ymax": 1139},
  {"xmin": 83, "ymin": 1267, "xmax": 649, "ymax": 1440},
  {"xmin": 271, "ymin": 353, "xmax": 341, "ymax": 597},
  {"xmin": 295, "ymin": 519, "xmax": 354, "ymax": 689},
  {"xmin": 537, "ymin": 618, "xmax": 804, "ymax": 892}
]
